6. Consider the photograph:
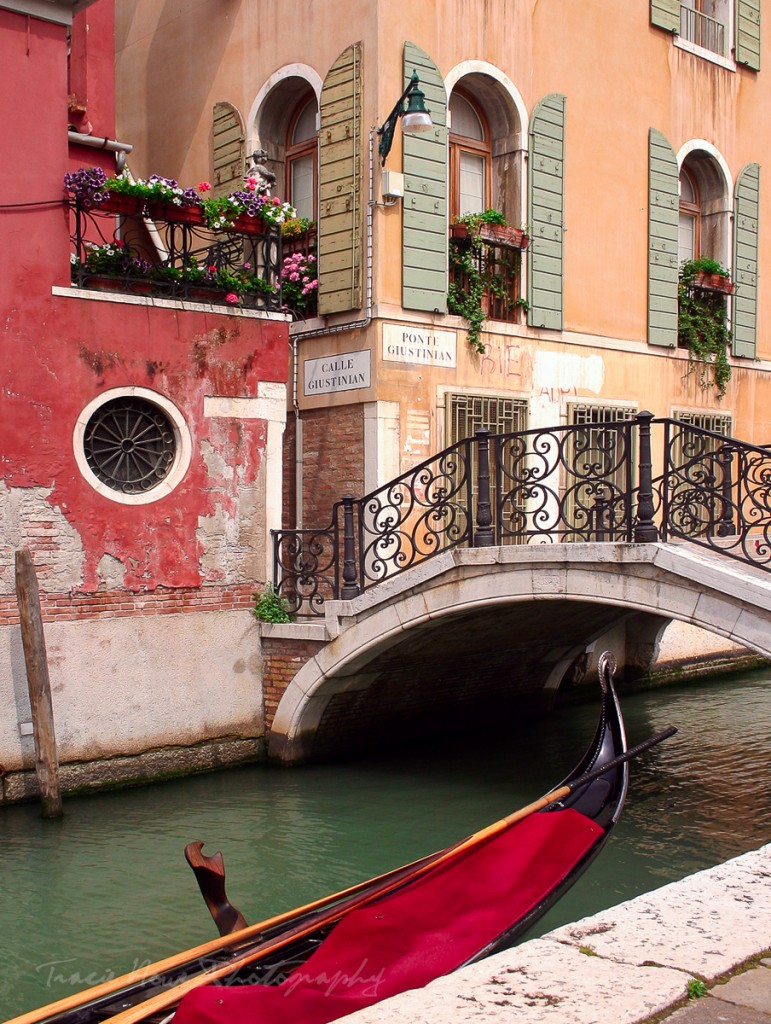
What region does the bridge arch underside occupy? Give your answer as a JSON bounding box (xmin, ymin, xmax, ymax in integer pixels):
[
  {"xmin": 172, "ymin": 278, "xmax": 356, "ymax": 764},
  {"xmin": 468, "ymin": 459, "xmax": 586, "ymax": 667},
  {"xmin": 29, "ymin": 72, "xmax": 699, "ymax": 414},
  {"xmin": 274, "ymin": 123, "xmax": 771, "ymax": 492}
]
[{"xmin": 268, "ymin": 545, "xmax": 771, "ymax": 764}]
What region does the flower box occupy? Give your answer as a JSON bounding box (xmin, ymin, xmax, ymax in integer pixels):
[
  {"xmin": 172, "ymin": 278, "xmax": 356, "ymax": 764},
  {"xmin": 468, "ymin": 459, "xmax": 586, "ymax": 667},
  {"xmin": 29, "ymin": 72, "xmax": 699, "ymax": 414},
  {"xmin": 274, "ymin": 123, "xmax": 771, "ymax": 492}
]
[
  {"xmin": 159, "ymin": 204, "xmax": 205, "ymax": 226},
  {"xmin": 98, "ymin": 194, "xmax": 146, "ymax": 217},
  {"xmin": 692, "ymin": 271, "xmax": 735, "ymax": 295},
  {"xmin": 450, "ymin": 222, "xmax": 529, "ymax": 250}
]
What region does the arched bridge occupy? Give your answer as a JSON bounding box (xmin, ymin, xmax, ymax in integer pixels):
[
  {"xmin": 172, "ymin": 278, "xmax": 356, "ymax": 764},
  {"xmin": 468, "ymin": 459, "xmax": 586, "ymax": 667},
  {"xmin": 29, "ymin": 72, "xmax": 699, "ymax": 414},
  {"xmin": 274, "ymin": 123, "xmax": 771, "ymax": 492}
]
[
  {"xmin": 267, "ymin": 541, "xmax": 771, "ymax": 763},
  {"xmin": 268, "ymin": 415, "xmax": 771, "ymax": 763}
]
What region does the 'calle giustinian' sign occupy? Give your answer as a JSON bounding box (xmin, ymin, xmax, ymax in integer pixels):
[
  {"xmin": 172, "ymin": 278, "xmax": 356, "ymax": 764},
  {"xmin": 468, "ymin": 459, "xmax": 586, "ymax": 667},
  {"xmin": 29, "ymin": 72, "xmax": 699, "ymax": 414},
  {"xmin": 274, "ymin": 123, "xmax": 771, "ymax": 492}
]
[
  {"xmin": 304, "ymin": 350, "xmax": 371, "ymax": 396},
  {"xmin": 382, "ymin": 324, "xmax": 457, "ymax": 367}
]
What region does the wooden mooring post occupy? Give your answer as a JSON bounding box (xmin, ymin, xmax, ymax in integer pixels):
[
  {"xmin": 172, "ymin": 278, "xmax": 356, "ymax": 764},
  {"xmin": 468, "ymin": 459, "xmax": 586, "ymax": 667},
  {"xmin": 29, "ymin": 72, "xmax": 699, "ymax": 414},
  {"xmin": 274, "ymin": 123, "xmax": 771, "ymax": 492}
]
[{"xmin": 14, "ymin": 547, "xmax": 62, "ymax": 818}]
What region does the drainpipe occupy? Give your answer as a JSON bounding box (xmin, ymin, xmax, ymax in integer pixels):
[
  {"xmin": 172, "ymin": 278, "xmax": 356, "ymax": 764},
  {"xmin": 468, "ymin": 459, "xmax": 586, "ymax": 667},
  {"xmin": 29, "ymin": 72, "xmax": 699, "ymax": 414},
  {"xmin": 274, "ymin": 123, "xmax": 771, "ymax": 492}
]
[
  {"xmin": 290, "ymin": 127, "xmax": 377, "ymax": 528},
  {"xmin": 67, "ymin": 131, "xmax": 133, "ymax": 171}
]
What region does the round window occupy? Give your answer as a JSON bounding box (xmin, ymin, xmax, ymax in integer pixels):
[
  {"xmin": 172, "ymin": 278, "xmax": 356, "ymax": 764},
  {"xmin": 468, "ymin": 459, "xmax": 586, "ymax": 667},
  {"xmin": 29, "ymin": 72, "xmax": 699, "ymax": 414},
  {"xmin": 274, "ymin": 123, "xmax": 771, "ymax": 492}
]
[{"xmin": 74, "ymin": 388, "xmax": 192, "ymax": 505}]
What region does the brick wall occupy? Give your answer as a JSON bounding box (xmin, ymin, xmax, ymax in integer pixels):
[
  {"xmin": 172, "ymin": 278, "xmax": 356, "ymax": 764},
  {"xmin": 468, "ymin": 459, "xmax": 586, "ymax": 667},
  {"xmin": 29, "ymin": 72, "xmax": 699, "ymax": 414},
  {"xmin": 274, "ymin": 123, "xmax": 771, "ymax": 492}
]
[
  {"xmin": 0, "ymin": 583, "xmax": 256, "ymax": 626},
  {"xmin": 294, "ymin": 405, "xmax": 365, "ymax": 528},
  {"xmin": 261, "ymin": 635, "xmax": 327, "ymax": 728}
]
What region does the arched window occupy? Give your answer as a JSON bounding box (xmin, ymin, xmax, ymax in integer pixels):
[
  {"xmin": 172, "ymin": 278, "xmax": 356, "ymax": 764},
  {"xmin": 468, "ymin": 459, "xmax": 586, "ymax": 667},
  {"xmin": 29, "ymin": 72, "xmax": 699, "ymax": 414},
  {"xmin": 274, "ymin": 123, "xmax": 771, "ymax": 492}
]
[
  {"xmin": 286, "ymin": 97, "xmax": 317, "ymax": 221},
  {"xmin": 449, "ymin": 91, "xmax": 491, "ymax": 220},
  {"xmin": 251, "ymin": 76, "xmax": 319, "ymax": 220},
  {"xmin": 677, "ymin": 150, "xmax": 731, "ymax": 269},
  {"xmin": 678, "ymin": 167, "xmax": 700, "ymax": 264}
]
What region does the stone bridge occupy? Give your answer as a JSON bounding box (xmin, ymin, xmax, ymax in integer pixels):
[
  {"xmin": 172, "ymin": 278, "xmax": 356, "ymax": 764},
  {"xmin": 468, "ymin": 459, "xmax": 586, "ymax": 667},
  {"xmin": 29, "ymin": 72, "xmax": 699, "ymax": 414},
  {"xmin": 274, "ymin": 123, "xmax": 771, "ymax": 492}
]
[{"xmin": 263, "ymin": 541, "xmax": 771, "ymax": 763}]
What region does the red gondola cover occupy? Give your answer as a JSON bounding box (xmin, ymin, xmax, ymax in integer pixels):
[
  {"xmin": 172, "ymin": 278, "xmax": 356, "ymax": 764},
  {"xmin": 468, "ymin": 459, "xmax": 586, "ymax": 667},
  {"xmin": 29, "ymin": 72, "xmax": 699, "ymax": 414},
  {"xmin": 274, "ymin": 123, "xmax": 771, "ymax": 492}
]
[{"xmin": 174, "ymin": 807, "xmax": 601, "ymax": 1024}]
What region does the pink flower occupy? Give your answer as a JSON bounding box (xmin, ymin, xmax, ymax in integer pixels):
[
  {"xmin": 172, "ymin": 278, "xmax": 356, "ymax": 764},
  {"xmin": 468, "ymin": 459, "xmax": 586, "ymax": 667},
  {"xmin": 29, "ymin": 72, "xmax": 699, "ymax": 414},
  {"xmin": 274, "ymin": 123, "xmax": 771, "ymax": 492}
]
[
  {"xmin": 198, "ymin": 181, "xmax": 212, "ymax": 192},
  {"xmin": 208, "ymin": 265, "xmax": 217, "ymax": 273},
  {"xmin": 246, "ymin": 177, "xmax": 258, "ymax": 192},
  {"xmin": 273, "ymin": 197, "xmax": 281, "ymax": 205},
  {"xmin": 225, "ymin": 292, "xmax": 239, "ymax": 304}
]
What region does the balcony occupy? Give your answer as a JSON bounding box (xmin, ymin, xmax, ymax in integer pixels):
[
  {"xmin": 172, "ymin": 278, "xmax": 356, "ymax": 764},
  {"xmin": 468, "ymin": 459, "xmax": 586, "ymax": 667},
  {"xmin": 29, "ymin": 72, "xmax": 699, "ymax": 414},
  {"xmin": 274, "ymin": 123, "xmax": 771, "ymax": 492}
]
[
  {"xmin": 69, "ymin": 196, "xmax": 283, "ymax": 312},
  {"xmin": 680, "ymin": 3, "xmax": 726, "ymax": 57},
  {"xmin": 448, "ymin": 217, "xmax": 529, "ymax": 351}
]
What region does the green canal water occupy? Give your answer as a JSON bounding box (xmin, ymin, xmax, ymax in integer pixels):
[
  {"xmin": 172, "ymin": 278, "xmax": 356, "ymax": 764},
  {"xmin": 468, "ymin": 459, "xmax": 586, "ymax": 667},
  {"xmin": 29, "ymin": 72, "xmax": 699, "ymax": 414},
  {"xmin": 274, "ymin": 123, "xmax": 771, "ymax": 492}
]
[{"xmin": 2, "ymin": 669, "xmax": 771, "ymax": 1020}]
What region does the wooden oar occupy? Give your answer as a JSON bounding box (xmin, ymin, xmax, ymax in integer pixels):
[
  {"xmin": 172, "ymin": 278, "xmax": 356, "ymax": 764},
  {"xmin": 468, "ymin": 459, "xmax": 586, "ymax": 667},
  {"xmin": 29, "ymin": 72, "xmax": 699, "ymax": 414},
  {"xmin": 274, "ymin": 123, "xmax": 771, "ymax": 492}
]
[
  {"xmin": 79, "ymin": 725, "xmax": 678, "ymax": 1024},
  {"xmin": 4, "ymin": 849, "xmax": 445, "ymax": 1024}
]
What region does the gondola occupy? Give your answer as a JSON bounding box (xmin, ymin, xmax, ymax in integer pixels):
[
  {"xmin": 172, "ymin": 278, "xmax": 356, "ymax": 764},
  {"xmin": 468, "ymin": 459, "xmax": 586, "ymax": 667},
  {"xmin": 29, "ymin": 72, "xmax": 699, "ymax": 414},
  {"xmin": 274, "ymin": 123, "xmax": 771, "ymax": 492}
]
[{"xmin": 9, "ymin": 654, "xmax": 675, "ymax": 1024}]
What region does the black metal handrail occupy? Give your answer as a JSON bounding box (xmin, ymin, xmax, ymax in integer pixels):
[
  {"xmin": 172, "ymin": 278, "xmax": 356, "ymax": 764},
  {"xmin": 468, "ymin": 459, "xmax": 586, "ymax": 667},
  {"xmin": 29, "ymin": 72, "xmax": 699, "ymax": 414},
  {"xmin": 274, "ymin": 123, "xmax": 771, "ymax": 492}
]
[
  {"xmin": 69, "ymin": 198, "xmax": 283, "ymax": 311},
  {"xmin": 273, "ymin": 414, "xmax": 771, "ymax": 617}
]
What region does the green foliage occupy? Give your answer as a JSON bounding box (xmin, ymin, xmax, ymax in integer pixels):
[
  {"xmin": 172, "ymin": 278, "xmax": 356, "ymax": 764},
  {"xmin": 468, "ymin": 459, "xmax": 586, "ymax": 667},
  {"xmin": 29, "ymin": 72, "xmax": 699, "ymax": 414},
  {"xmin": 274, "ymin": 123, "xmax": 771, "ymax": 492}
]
[
  {"xmin": 681, "ymin": 256, "xmax": 730, "ymax": 279},
  {"xmin": 448, "ymin": 210, "xmax": 525, "ymax": 353},
  {"xmin": 678, "ymin": 261, "xmax": 732, "ymax": 399},
  {"xmin": 252, "ymin": 584, "xmax": 292, "ymax": 623},
  {"xmin": 281, "ymin": 216, "xmax": 314, "ymax": 238},
  {"xmin": 578, "ymin": 945, "xmax": 597, "ymax": 957},
  {"xmin": 687, "ymin": 978, "xmax": 708, "ymax": 1000}
]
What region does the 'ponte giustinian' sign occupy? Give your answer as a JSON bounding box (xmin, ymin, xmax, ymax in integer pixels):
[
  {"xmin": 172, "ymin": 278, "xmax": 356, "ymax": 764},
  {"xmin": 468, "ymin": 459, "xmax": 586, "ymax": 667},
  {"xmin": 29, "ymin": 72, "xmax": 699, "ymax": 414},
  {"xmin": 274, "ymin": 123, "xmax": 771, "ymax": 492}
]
[
  {"xmin": 382, "ymin": 324, "xmax": 457, "ymax": 367},
  {"xmin": 304, "ymin": 350, "xmax": 371, "ymax": 396}
]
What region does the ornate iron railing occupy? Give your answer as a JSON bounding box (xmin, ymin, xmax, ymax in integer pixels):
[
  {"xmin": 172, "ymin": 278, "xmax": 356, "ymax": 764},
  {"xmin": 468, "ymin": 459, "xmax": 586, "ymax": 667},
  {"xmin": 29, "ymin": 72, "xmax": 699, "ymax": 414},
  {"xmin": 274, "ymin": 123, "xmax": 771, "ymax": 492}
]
[
  {"xmin": 69, "ymin": 198, "xmax": 283, "ymax": 311},
  {"xmin": 657, "ymin": 419, "xmax": 771, "ymax": 569},
  {"xmin": 274, "ymin": 414, "xmax": 771, "ymax": 617}
]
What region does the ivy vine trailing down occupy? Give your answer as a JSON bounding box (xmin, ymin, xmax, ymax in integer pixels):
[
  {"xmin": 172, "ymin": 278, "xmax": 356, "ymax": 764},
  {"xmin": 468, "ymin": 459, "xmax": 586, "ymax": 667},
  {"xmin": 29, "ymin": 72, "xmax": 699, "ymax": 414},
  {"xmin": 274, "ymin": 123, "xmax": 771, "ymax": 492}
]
[
  {"xmin": 678, "ymin": 257, "xmax": 733, "ymax": 399},
  {"xmin": 447, "ymin": 208, "xmax": 528, "ymax": 354}
]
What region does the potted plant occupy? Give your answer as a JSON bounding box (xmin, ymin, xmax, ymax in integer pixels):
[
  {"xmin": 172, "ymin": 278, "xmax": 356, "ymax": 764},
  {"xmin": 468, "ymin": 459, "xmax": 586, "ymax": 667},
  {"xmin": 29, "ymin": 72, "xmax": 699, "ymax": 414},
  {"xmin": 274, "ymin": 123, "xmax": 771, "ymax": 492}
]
[
  {"xmin": 681, "ymin": 256, "xmax": 735, "ymax": 295},
  {"xmin": 280, "ymin": 251, "xmax": 318, "ymax": 318},
  {"xmin": 448, "ymin": 210, "xmax": 528, "ymax": 352},
  {"xmin": 64, "ymin": 167, "xmax": 297, "ymax": 234},
  {"xmin": 678, "ymin": 259, "xmax": 733, "ymax": 398},
  {"xmin": 450, "ymin": 208, "xmax": 529, "ymax": 250}
]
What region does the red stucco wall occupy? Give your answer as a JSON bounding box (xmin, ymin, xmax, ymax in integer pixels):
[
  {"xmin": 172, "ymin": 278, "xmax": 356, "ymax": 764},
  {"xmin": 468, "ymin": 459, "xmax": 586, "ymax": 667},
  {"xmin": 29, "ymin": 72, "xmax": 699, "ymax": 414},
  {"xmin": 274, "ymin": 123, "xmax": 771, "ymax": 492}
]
[{"xmin": 0, "ymin": 4, "xmax": 290, "ymax": 596}]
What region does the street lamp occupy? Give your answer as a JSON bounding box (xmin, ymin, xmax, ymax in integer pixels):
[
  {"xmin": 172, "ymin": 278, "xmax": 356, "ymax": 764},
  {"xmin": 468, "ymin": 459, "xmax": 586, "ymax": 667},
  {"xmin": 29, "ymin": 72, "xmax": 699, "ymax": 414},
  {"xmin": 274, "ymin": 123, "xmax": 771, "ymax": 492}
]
[{"xmin": 377, "ymin": 70, "xmax": 432, "ymax": 166}]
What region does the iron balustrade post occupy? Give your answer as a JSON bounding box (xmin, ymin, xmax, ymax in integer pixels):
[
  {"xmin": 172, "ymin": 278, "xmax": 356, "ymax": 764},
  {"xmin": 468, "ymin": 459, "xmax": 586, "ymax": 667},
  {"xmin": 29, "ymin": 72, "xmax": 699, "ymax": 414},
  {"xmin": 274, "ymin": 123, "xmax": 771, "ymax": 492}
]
[
  {"xmin": 717, "ymin": 444, "xmax": 736, "ymax": 537},
  {"xmin": 473, "ymin": 429, "xmax": 494, "ymax": 547},
  {"xmin": 634, "ymin": 411, "xmax": 659, "ymax": 542},
  {"xmin": 340, "ymin": 494, "xmax": 361, "ymax": 599}
]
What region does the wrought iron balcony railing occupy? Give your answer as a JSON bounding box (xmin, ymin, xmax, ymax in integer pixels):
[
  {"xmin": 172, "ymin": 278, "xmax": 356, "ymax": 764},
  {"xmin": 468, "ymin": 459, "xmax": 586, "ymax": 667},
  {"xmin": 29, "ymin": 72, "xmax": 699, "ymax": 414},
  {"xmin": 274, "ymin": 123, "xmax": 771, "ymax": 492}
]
[
  {"xmin": 69, "ymin": 197, "xmax": 283, "ymax": 312},
  {"xmin": 274, "ymin": 415, "xmax": 771, "ymax": 617}
]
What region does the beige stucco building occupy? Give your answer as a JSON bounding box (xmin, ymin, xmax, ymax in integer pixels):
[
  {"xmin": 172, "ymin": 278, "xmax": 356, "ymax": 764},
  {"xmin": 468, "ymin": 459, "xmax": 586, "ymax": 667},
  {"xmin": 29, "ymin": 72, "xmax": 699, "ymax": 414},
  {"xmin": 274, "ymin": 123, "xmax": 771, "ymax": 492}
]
[{"xmin": 115, "ymin": 0, "xmax": 767, "ymax": 530}]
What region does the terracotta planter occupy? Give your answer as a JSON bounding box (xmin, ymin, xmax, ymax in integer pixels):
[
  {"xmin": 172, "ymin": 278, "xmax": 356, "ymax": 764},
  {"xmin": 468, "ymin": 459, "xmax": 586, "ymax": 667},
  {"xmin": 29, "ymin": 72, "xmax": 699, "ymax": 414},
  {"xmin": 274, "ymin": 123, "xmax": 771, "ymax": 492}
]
[
  {"xmin": 692, "ymin": 271, "xmax": 735, "ymax": 295},
  {"xmin": 162, "ymin": 204, "xmax": 205, "ymax": 226},
  {"xmin": 232, "ymin": 213, "xmax": 268, "ymax": 236},
  {"xmin": 82, "ymin": 274, "xmax": 128, "ymax": 293},
  {"xmin": 100, "ymin": 194, "xmax": 145, "ymax": 216},
  {"xmin": 450, "ymin": 222, "xmax": 529, "ymax": 249}
]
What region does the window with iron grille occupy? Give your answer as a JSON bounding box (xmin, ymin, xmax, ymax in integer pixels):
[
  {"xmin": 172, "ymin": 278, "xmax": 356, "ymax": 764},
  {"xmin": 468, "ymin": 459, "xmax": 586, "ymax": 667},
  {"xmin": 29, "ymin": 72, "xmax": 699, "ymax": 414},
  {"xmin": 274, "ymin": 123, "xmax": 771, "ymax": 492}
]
[
  {"xmin": 673, "ymin": 409, "xmax": 732, "ymax": 435},
  {"xmin": 74, "ymin": 388, "xmax": 191, "ymax": 505},
  {"xmin": 445, "ymin": 393, "xmax": 528, "ymax": 544},
  {"xmin": 446, "ymin": 393, "xmax": 528, "ymax": 444},
  {"xmin": 565, "ymin": 404, "xmax": 637, "ymax": 540},
  {"xmin": 668, "ymin": 410, "xmax": 733, "ymax": 537}
]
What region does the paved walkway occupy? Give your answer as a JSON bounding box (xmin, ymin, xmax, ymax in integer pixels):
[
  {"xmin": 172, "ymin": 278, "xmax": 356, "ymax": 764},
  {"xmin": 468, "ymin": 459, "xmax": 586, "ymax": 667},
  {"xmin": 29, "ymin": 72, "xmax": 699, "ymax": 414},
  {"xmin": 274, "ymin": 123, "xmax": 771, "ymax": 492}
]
[
  {"xmin": 661, "ymin": 960, "xmax": 771, "ymax": 1023},
  {"xmin": 340, "ymin": 843, "xmax": 771, "ymax": 1024}
]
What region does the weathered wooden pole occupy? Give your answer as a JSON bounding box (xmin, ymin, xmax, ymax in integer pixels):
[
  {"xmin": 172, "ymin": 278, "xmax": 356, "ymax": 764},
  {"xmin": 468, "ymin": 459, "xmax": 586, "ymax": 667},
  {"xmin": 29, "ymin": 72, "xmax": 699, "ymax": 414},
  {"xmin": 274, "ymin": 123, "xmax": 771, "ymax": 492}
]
[{"xmin": 14, "ymin": 547, "xmax": 62, "ymax": 818}]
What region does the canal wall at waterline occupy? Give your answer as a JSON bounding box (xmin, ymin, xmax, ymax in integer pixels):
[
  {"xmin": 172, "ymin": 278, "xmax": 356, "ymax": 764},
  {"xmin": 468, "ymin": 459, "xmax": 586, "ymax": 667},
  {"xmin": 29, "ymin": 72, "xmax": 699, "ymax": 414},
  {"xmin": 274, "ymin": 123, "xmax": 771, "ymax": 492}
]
[
  {"xmin": 340, "ymin": 843, "xmax": 771, "ymax": 1024},
  {"xmin": 0, "ymin": 604, "xmax": 764, "ymax": 804}
]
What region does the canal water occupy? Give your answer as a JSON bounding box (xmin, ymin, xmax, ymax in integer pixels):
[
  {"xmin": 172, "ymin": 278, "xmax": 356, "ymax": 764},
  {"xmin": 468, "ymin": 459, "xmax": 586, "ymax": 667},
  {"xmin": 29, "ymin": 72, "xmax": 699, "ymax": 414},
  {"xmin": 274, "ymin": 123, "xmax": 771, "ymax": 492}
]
[{"xmin": 2, "ymin": 668, "xmax": 771, "ymax": 1020}]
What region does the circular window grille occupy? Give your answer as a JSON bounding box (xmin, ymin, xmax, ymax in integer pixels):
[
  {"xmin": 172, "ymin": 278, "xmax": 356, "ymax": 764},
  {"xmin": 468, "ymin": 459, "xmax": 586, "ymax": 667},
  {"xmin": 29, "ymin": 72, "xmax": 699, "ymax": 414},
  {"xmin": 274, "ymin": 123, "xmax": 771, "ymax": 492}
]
[{"xmin": 83, "ymin": 396, "xmax": 177, "ymax": 494}]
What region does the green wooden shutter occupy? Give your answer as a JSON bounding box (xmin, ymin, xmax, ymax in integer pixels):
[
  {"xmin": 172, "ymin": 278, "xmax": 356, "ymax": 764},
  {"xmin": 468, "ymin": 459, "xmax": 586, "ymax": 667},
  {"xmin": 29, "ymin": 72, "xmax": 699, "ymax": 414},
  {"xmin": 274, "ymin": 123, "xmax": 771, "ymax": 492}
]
[
  {"xmin": 402, "ymin": 42, "xmax": 448, "ymax": 313},
  {"xmin": 528, "ymin": 94, "xmax": 565, "ymax": 331},
  {"xmin": 648, "ymin": 128, "xmax": 679, "ymax": 348},
  {"xmin": 318, "ymin": 42, "xmax": 363, "ymax": 314},
  {"xmin": 736, "ymin": 0, "xmax": 761, "ymax": 70},
  {"xmin": 733, "ymin": 163, "xmax": 760, "ymax": 358},
  {"xmin": 650, "ymin": 0, "xmax": 680, "ymax": 33},
  {"xmin": 212, "ymin": 103, "xmax": 245, "ymax": 198}
]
